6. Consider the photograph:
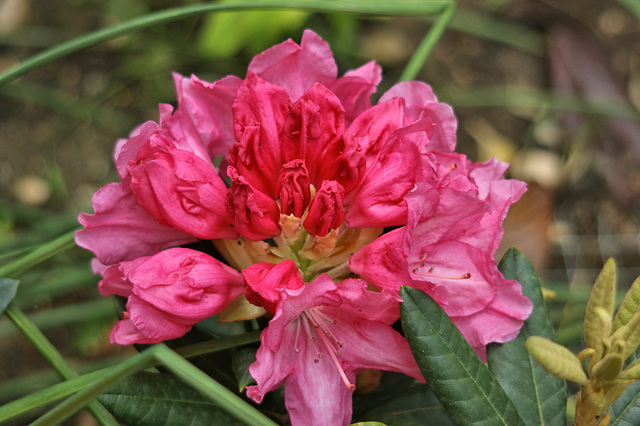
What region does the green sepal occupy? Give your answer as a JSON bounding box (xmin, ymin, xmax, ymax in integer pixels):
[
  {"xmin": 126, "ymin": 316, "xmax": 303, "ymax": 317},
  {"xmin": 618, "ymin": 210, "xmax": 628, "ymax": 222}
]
[
  {"xmin": 525, "ymin": 336, "xmax": 588, "ymax": 385},
  {"xmin": 585, "ymin": 259, "xmax": 617, "ymax": 349},
  {"xmin": 613, "ymin": 275, "xmax": 640, "ymax": 332}
]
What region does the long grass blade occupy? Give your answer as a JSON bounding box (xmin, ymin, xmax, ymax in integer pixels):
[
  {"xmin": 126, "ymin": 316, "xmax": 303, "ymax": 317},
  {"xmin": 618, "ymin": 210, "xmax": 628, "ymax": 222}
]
[
  {"xmin": 0, "ymin": 0, "xmax": 451, "ymax": 86},
  {"xmin": 399, "ymin": 1, "xmax": 455, "ymax": 81}
]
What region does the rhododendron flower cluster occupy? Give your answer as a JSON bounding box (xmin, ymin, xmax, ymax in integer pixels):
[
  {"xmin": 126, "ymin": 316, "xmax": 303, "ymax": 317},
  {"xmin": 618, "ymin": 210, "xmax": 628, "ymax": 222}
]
[{"xmin": 76, "ymin": 30, "xmax": 533, "ymax": 425}]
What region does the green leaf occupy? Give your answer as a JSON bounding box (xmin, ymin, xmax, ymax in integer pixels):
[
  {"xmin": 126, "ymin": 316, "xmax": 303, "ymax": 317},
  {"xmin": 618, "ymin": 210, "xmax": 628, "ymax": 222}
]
[
  {"xmin": 614, "ymin": 275, "xmax": 640, "ymax": 332},
  {"xmin": 400, "ymin": 286, "xmax": 525, "ymax": 426},
  {"xmin": 525, "ymin": 336, "xmax": 588, "ymax": 385},
  {"xmin": 584, "ymin": 258, "xmax": 617, "ymax": 349},
  {"xmin": 356, "ymin": 380, "xmax": 455, "ymax": 426},
  {"xmin": 0, "ymin": 277, "xmax": 19, "ymax": 316},
  {"xmin": 232, "ymin": 345, "xmax": 258, "ymax": 392},
  {"xmin": 488, "ymin": 248, "xmax": 566, "ymax": 426},
  {"xmin": 607, "ymin": 380, "xmax": 640, "ymax": 425},
  {"xmin": 99, "ymin": 371, "xmax": 244, "ymax": 426}
]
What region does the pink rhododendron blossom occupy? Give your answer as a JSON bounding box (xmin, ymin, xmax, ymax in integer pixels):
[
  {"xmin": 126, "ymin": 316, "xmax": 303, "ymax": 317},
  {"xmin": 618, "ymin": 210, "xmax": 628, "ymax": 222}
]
[
  {"xmin": 77, "ymin": 29, "xmax": 532, "ymax": 425},
  {"xmin": 99, "ymin": 248, "xmax": 243, "ymax": 344},
  {"xmin": 246, "ymin": 274, "xmax": 423, "ymax": 426}
]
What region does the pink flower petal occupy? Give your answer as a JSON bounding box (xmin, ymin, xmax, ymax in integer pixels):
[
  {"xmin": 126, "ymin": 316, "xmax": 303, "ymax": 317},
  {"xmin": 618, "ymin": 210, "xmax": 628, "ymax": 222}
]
[
  {"xmin": 248, "ymin": 29, "xmax": 338, "ymax": 101},
  {"xmin": 170, "ymin": 73, "xmax": 242, "ymax": 157},
  {"xmin": 380, "ymin": 81, "xmax": 457, "ymax": 152},
  {"xmin": 75, "ymin": 183, "xmax": 196, "ymax": 265},
  {"xmin": 128, "ymin": 142, "xmax": 236, "ymax": 240},
  {"xmin": 328, "ymin": 60, "xmax": 382, "ymax": 124}
]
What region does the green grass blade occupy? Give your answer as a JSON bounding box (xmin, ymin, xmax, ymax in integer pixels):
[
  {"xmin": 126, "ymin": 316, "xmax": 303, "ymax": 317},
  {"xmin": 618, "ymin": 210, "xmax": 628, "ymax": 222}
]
[
  {"xmin": 400, "ymin": 286, "xmax": 525, "ymax": 425},
  {"xmin": 4, "ymin": 303, "xmax": 118, "ymax": 425},
  {"xmin": 30, "ymin": 347, "xmax": 157, "ymax": 426},
  {"xmin": 487, "ymin": 248, "xmax": 567, "ymax": 426},
  {"xmin": 0, "ymin": 298, "xmax": 114, "ymax": 339},
  {"xmin": 438, "ymin": 87, "xmax": 640, "ymax": 121},
  {"xmin": 617, "ymin": 0, "xmax": 640, "ymax": 20},
  {"xmin": 0, "ymin": 278, "xmax": 18, "ymax": 317},
  {"xmin": 399, "ymin": 1, "xmax": 455, "ymax": 81},
  {"xmin": 445, "ymin": 8, "xmax": 545, "ymax": 56},
  {"xmin": 0, "ymin": 369, "xmax": 107, "ymax": 424},
  {"xmin": 154, "ymin": 345, "xmax": 276, "ymax": 426},
  {"xmin": 0, "ymin": 229, "xmax": 78, "ymax": 279},
  {"xmin": 0, "ymin": 0, "xmax": 451, "ymax": 86}
]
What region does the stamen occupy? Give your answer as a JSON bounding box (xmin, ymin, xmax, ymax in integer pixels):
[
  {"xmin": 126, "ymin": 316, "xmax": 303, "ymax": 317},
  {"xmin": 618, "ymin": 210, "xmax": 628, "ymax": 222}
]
[
  {"xmin": 413, "ymin": 265, "xmax": 471, "ymax": 280},
  {"xmin": 301, "ymin": 312, "xmax": 322, "ymax": 362},
  {"xmin": 294, "ymin": 319, "xmax": 302, "ymax": 353},
  {"xmin": 121, "ymin": 311, "xmax": 130, "ymax": 319},
  {"xmin": 316, "ymin": 326, "xmax": 355, "ymax": 391},
  {"xmin": 310, "ymin": 310, "xmax": 344, "ymax": 350},
  {"xmin": 446, "ymin": 163, "xmax": 458, "ymax": 172}
]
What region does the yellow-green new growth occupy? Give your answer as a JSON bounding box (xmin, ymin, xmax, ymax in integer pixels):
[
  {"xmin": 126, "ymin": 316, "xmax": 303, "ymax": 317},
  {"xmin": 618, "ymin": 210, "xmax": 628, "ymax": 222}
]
[{"xmin": 526, "ymin": 259, "xmax": 640, "ymax": 426}]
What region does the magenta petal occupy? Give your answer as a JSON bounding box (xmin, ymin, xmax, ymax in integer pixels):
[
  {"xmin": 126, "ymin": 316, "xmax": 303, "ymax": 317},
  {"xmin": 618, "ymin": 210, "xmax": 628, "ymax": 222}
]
[
  {"xmin": 349, "ymin": 228, "xmax": 414, "ymax": 293},
  {"xmin": 248, "ymin": 29, "xmax": 338, "ymax": 101},
  {"xmin": 329, "ymin": 60, "xmax": 382, "ymax": 124},
  {"xmin": 110, "ymin": 318, "xmax": 159, "ymax": 345},
  {"xmin": 171, "ymin": 73, "xmax": 242, "ymax": 157},
  {"xmin": 230, "ymin": 74, "xmax": 289, "ymax": 196},
  {"xmin": 127, "ymin": 295, "xmax": 192, "ymax": 342},
  {"xmin": 451, "ymin": 274, "xmax": 533, "ymax": 361},
  {"xmin": 283, "ymin": 344, "xmax": 354, "ymax": 426},
  {"xmin": 379, "ymin": 81, "xmax": 457, "ymax": 152},
  {"xmin": 75, "ymin": 183, "xmax": 197, "ymax": 265},
  {"xmin": 128, "ymin": 144, "xmax": 236, "ymax": 240},
  {"xmin": 126, "ymin": 249, "xmax": 244, "ymax": 317}
]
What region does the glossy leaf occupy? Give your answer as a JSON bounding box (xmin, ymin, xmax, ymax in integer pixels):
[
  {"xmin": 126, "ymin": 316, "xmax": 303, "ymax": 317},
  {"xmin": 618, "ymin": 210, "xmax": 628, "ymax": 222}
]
[
  {"xmin": 99, "ymin": 371, "xmax": 244, "ymax": 426},
  {"xmin": 488, "ymin": 248, "xmax": 566, "ymax": 426},
  {"xmin": 232, "ymin": 345, "xmax": 258, "ymax": 392},
  {"xmin": 400, "ymin": 286, "xmax": 525, "ymax": 426},
  {"xmin": 0, "ymin": 277, "xmax": 19, "ymax": 317},
  {"xmin": 362, "ymin": 384, "xmax": 454, "ymax": 426},
  {"xmin": 584, "ymin": 258, "xmax": 617, "ymax": 349},
  {"xmin": 525, "ymin": 336, "xmax": 588, "ymax": 385}
]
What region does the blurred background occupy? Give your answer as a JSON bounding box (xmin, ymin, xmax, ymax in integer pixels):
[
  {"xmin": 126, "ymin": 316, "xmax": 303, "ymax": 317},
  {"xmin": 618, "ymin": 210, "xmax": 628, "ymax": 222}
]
[{"xmin": 0, "ymin": 0, "xmax": 639, "ymax": 423}]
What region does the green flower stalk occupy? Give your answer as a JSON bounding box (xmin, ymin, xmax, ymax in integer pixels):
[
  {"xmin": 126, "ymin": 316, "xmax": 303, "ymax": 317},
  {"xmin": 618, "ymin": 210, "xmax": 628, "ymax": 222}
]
[{"xmin": 526, "ymin": 258, "xmax": 640, "ymax": 426}]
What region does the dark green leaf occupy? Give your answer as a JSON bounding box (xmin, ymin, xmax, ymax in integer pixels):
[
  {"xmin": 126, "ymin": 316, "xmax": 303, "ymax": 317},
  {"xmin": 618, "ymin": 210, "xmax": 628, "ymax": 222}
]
[
  {"xmin": 0, "ymin": 277, "xmax": 19, "ymax": 316},
  {"xmin": 400, "ymin": 286, "xmax": 525, "ymax": 426},
  {"xmin": 356, "ymin": 380, "xmax": 455, "ymax": 426},
  {"xmin": 487, "ymin": 248, "xmax": 566, "ymax": 426},
  {"xmin": 232, "ymin": 345, "xmax": 258, "ymax": 392},
  {"xmin": 98, "ymin": 371, "xmax": 244, "ymax": 426},
  {"xmin": 607, "ymin": 380, "xmax": 640, "ymax": 425}
]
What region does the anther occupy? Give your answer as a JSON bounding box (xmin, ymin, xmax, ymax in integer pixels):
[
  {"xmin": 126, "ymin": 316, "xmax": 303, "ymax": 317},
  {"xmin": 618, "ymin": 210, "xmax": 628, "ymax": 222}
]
[{"xmin": 413, "ymin": 266, "xmax": 472, "ymax": 280}]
